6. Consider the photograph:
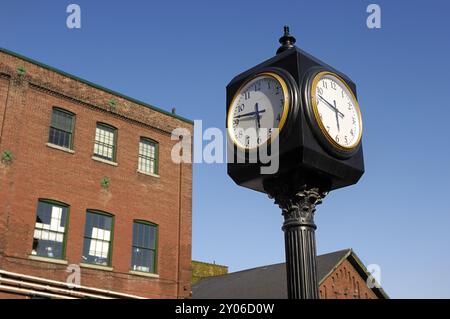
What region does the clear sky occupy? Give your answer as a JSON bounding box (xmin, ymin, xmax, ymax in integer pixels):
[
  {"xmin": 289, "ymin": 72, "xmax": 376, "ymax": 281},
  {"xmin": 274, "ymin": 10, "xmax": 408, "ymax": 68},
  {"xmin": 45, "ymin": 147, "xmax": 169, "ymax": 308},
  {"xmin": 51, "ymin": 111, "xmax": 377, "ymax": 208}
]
[{"xmin": 1, "ymin": 0, "xmax": 450, "ymax": 298}]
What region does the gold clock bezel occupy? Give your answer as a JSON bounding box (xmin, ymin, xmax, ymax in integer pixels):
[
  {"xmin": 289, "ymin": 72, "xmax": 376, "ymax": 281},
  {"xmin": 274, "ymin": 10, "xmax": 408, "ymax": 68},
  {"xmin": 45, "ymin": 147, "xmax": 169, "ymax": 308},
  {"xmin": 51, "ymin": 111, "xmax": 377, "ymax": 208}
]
[
  {"xmin": 310, "ymin": 71, "xmax": 363, "ymax": 151},
  {"xmin": 227, "ymin": 72, "xmax": 290, "ymax": 150}
]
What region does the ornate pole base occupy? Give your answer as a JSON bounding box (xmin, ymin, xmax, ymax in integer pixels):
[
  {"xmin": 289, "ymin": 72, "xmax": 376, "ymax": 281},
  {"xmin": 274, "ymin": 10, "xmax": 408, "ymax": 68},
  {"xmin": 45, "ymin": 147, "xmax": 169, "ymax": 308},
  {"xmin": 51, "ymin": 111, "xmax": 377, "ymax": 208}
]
[{"xmin": 267, "ymin": 182, "xmax": 327, "ymax": 299}]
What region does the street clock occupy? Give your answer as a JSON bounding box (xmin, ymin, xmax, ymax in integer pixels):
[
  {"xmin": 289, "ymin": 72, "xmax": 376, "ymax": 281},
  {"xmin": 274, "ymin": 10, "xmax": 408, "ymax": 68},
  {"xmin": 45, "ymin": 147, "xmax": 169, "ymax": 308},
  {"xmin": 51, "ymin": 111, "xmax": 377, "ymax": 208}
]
[
  {"xmin": 225, "ymin": 26, "xmax": 366, "ymax": 300},
  {"xmin": 226, "ymin": 28, "xmax": 364, "ymax": 193}
]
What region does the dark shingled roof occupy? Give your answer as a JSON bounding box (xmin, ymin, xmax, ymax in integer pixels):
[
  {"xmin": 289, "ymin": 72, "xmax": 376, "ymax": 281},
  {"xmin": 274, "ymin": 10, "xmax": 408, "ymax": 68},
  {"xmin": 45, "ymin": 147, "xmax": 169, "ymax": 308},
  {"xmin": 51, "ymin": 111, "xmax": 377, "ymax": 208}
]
[{"xmin": 192, "ymin": 249, "xmax": 351, "ymax": 299}]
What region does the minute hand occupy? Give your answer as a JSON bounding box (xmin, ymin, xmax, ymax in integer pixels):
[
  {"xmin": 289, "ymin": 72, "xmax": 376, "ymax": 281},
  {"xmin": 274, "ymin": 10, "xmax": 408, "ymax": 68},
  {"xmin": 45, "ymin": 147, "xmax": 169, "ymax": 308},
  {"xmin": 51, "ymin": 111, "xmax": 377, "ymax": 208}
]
[
  {"xmin": 235, "ymin": 109, "xmax": 266, "ymax": 119},
  {"xmin": 318, "ymin": 95, "xmax": 344, "ymax": 118}
]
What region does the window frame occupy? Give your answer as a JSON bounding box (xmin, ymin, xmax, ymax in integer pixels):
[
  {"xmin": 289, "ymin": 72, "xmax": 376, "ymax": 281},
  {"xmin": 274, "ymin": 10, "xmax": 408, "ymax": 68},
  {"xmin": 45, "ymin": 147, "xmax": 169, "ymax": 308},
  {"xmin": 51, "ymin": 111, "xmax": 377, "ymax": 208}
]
[
  {"xmin": 93, "ymin": 122, "xmax": 118, "ymax": 162},
  {"xmin": 32, "ymin": 198, "xmax": 70, "ymax": 260},
  {"xmin": 82, "ymin": 210, "xmax": 115, "ymax": 267},
  {"xmin": 48, "ymin": 107, "xmax": 76, "ymax": 150},
  {"xmin": 131, "ymin": 220, "xmax": 158, "ymax": 274},
  {"xmin": 138, "ymin": 137, "xmax": 159, "ymax": 175}
]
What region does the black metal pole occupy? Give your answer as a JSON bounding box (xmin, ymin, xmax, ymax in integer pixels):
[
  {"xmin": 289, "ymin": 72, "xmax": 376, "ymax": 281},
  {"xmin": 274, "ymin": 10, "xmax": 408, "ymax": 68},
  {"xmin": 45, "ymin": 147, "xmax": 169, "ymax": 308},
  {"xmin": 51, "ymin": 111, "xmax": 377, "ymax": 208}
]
[{"xmin": 267, "ymin": 183, "xmax": 326, "ymax": 299}]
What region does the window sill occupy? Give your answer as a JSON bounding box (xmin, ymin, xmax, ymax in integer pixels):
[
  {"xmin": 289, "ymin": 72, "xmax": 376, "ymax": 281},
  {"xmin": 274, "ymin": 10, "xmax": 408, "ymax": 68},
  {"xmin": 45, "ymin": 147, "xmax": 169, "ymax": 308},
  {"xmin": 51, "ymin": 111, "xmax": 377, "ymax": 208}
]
[
  {"xmin": 91, "ymin": 156, "xmax": 118, "ymax": 167},
  {"xmin": 80, "ymin": 263, "xmax": 113, "ymax": 272},
  {"xmin": 28, "ymin": 255, "xmax": 68, "ymax": 265},
  {"xmin": 46, "ymin": 143, "xmax": 75, "ymax": 154},
  {"xmin": 129, "ymin": 270, "xmax": 159, "ymax": 278},
  {"xmin": 137, "ymin": 170, "xmax": 160, "ymax": 178}
]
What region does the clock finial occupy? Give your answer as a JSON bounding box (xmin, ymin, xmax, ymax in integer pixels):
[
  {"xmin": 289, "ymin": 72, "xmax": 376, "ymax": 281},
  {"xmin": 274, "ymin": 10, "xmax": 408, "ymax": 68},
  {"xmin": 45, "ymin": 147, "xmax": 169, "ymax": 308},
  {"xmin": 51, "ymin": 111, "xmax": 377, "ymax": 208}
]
[{"xmin": 276, "ymin": 25, "xmax": 297, "ymax": 54}]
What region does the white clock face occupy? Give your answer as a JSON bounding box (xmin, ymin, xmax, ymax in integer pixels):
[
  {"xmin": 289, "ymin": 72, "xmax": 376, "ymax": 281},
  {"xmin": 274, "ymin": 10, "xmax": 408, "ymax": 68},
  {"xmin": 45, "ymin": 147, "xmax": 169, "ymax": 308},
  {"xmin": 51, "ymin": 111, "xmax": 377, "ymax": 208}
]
[
  {"xmin": 312, "ymin": 73, "xmax": 362, "ymax": 150},
  {"xmin": 227, "ymin": 73, "xmax": 289, "ymax": 149}
]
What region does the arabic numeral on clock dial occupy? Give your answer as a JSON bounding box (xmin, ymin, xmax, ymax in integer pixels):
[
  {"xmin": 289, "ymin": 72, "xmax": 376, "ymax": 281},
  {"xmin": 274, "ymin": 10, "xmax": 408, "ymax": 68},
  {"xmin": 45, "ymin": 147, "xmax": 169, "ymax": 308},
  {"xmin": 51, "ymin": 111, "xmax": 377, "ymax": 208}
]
[
  {"xmin": 312, "ymin": 73, "xmax": 362, "ymax": 149},
  {"xmin": 228, "ymin": 74, "xmax": 290, "ymax": 149}
]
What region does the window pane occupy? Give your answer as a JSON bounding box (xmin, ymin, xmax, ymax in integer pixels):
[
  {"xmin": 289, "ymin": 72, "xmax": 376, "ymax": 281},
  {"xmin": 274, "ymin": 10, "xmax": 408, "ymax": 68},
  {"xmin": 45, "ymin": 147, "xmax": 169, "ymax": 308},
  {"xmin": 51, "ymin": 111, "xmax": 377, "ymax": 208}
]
[
  {"xmin": 49, "ymin": 109, "xmax": 74, "ymax": 148},
  {"xmin": 52, "ymin": 109, "xmax": 73, "ymax": 132},
  {"xmin": 32, "ymin": 201, "xmax": 68, "ymax": 259},
  {"xmin": 131, "ymin": 222, "xmax": 157, "ymax": 273},
  {"xmin": 138, "ymin": 139, "xmax": 157, "ymax": 174},
  {"xmin": 82, "ymin": 212, "xmax": 113, "ymax": 266},
  {"xmin": 131, "ymin": 248, "xmax": 155, "ymax": 273},
  {"xmin": 93, "ymin": 124, "xmax": 116, "ymax": 161}
]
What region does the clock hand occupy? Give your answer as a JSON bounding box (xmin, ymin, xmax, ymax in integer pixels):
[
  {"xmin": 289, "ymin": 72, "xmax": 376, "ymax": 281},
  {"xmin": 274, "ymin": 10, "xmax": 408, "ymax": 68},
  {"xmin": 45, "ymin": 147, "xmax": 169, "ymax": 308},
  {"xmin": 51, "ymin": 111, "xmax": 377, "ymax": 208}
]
[
  {"xmin": 317, "ymin": 95, "xmax": 344, "ymax": 118},
  {"xmin": 234, "ymin": 109, "xmax": 266, "ymax": 119},
  {"xmin": 254, "ymin": 103, "xmax": 263, "ymax": 141},
  {"xmin": 255, "ymin": 103, "xmax": 261, "ymax": 129},
  {"xmin": 333, "ymin": 100, "xmax": 340, "ymax": 132}
]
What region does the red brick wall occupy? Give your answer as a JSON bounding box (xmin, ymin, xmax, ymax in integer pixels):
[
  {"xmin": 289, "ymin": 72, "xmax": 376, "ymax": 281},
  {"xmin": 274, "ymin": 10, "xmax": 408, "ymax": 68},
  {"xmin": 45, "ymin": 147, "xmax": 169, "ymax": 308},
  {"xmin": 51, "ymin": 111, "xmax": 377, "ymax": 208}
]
[
  {"xmin": 0, "ymin": 291, "xmax": 28, "ymax": 299},
  {"xmin": 319, "ymin": 259, "xmax": 378, "ymax": 299},
  {"xmin": 0, "ymin": 50, "xmax": 193, "ymax": 298}
]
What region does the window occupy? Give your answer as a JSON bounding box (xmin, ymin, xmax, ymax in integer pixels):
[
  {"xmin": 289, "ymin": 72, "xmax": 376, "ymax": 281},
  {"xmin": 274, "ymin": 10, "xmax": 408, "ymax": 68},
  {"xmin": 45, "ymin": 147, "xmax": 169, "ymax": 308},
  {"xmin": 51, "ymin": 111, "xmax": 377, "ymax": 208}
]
[
  {"xmin": 93, "ymin": 123, "xmax": 117, "ymax": 162},
  {"xmin": 48, "ymin": 108, "xmax": 75, "ymax": 149},
  {"xmin": 131, "ymin": 221, "xmax": 157, "ymax": 273},
  {"xmin": 138, "ymin": 138, "xmax": 158, "ymax": 175},
  {"xmin": 82, "ymin": 211, "xmax": 114, "ymax": 266},
  {"xmin": 32, "ymin": 200, "xmax": 69, "ymax": 259}
]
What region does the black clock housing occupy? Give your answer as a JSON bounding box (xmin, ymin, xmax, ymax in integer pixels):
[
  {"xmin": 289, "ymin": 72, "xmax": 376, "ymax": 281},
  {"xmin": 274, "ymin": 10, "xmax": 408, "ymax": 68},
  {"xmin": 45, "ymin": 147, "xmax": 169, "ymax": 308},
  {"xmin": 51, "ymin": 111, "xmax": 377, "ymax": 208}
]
[{"xmin": 226, "ymin": 46, "xmax": 365, "ymax": 193}]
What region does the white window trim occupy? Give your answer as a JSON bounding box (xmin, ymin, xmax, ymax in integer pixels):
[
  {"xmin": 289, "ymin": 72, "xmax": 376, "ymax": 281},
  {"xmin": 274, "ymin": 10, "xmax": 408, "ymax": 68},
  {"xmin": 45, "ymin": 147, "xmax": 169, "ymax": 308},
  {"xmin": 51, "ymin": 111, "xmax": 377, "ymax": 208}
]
[
  {"xmin": 28, "ymin": 255, "xmax": 68, "ymax": 265},
  {"xmin": 137, "ymin": 169, "xmax": 160, "ymax": 178},
  {"xmin": 129, "ymin": 270, "xmax": 159, "ymax": 278},
  {"xmin": 46, "ymin": 143, "xmax": 75, "ymax": 154},
  {"xmin": 92, "ymin": 156, "xmax": 118, "ymax": 166},
  {"xmin": 80, "ymin": 263, "xmax": 113, "ymax": 272}
]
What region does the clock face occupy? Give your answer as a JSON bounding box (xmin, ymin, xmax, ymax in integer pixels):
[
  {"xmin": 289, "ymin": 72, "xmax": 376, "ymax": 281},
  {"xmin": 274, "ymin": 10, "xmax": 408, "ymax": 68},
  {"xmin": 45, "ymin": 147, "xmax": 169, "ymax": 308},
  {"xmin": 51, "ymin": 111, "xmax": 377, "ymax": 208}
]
[
  {"xmin": 311, "ymin": 72, "xmax": 362, "ymax": 150},
  {"xmin": 227, "ymin": 72, "xmax": 289, "ymax": 149}
]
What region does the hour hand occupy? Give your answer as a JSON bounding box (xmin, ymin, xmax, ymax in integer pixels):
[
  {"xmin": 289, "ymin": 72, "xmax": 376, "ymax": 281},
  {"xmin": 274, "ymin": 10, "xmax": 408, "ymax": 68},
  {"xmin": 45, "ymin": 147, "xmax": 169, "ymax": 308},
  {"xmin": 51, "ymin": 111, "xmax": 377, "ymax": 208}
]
[{"xmin": 318, "ymin": 95, "xmax": 344, "ymax": 118}]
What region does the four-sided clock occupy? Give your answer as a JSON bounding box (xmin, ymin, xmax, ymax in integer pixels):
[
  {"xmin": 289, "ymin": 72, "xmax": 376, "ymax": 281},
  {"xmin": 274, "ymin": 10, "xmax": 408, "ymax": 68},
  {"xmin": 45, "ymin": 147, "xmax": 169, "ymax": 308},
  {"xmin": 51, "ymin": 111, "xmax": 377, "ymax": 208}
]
[{"xmin": 226, "ymin": 41, "xmax": 365, "ymax": 193}]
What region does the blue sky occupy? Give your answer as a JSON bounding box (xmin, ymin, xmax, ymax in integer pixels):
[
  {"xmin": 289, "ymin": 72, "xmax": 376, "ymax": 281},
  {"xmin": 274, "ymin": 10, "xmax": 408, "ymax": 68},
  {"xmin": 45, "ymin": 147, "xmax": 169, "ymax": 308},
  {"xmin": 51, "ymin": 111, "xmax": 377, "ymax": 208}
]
[{"xmin": 1, "ymin": 0, "xmax": 450, "ymax": 298}]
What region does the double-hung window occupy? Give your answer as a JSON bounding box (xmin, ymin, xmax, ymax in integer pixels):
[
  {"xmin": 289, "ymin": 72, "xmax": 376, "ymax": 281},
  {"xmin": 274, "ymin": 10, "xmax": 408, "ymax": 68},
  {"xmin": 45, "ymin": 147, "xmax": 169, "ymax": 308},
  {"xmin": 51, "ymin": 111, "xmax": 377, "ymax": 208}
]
[
  {"xmin": 138, "ymin": 138, "xmax": 158, "ymax": 175},
  {"xmin": 32, "ymin": 200, "xmax": 69, "ymax": 259},
  {"xmin": 48, "ymin": 108, "xmax": 75, "ymax": 149},
  {"xmin": 82, "ymin": 211, "xmax": 114, "ymax": 266},
  {"xmin": 93, "ymin": 123, "xmax": 117, "ymax": 162},
  {"xmin": 131, "ymin": 221, "xmax": 158, "ymax": 273}
]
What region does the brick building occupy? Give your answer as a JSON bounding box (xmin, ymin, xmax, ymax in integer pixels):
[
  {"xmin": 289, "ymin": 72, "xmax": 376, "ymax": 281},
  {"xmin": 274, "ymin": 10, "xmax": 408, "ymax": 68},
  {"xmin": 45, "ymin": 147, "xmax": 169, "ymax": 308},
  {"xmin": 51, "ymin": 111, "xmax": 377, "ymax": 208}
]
[
  {"xmin": 0, "ymin": 48, "xmax": 193, "ymax": 299},
  {"xmin": 192, "ymin": 249, "xmax": 389, "ymax": 299}
]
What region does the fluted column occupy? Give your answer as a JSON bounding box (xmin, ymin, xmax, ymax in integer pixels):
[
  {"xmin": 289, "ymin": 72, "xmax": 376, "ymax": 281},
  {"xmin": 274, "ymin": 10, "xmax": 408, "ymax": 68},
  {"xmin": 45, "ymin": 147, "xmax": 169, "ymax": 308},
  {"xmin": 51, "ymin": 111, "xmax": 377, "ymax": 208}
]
[{"xmin": 267, "ymin": 183, "xmax": 326, "ymax": 299}]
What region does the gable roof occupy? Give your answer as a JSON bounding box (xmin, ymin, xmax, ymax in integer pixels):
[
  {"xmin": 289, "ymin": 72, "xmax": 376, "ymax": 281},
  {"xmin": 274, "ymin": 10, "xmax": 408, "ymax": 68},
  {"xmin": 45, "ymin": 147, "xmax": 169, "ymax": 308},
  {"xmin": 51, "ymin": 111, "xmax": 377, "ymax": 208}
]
[{"xmin": 192, "ymin": 249, "xmax": 388, "ymax": 299}]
